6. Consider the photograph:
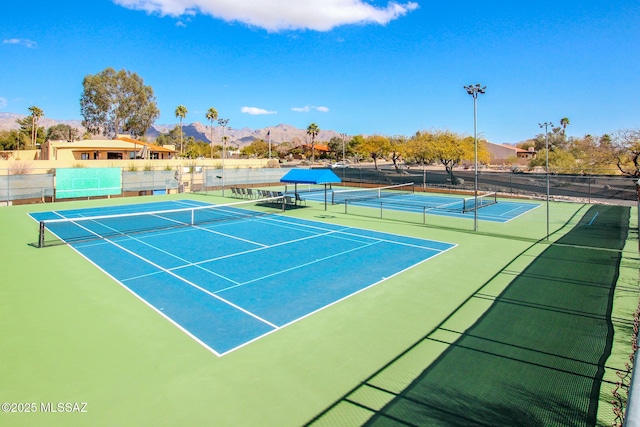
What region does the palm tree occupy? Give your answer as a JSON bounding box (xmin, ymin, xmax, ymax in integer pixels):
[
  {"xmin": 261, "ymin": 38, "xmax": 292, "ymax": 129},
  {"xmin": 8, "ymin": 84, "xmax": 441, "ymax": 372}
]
[
  {"xmin": 28, "ymin": 106, "xmax": 44, "ymax": 148},
  {"xmin": 560, "ymin": 117, "xmax": 570, "ymax": 136},
  {"xmin": 306, "ymin": 122, "xmax": 320, "ymax": 163},
  {"xmin": 175, "ymin": 105, "xmax": 188, "ymax": 155},
  {"xmin": 205, "ymin": 107, "xmax": 218, "ymax": 158}
]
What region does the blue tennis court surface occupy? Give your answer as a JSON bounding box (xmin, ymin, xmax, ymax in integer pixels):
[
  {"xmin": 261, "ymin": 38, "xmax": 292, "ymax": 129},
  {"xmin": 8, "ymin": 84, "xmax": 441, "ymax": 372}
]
[
  {"xmin": 30, "ymin": 200, "xmax": 456, "ymax": 356},
  {"xmin": 301, "ymin": 189, "xmax": 540, "ymax": 222}
]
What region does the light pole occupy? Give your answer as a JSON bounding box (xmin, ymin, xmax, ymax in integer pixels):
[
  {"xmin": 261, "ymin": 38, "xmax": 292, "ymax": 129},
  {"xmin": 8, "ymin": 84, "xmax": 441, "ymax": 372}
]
[
  {"xmin": 341, "ymin": 133, "xmax": 347, "ymax": 163},
  {"xmin": 419, "ymin": 134, "xmax": 426, "ymax": 188},
  {"xmin": 209, "ymin": 119, "xmax": 216, "ymax": 160},
  {"xmin": 464, "ymin": 83, "xmax": 486, "ymax": 232},
  {"xmin": 218, "ymin": 119, "xmax": 229, "ymax": 159},
  {"xmin": 539, "ymin": 121, "xmax": 553, "ymax": 240},
  {"xmin": 218, "ymin": 118, "xmax": 229, "ymax": 196}
]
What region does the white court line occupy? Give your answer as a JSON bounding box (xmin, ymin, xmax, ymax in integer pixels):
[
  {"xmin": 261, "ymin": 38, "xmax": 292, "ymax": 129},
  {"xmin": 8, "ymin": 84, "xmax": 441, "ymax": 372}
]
[
  {"xmin": 215, "ymin": 240, "xmax": 384, "ymax": 293},
  {"xmin": 148, "ymin": 222, "xmax": 389, "ymax": 293},
  {"xmin": 41, "ymin": 199, "xmax": 459, "ymax": 356},
  {"xmin": 181, "ymin": 225, "xmax": 363, "ymax": 268},
  {"xmin": 219, "ymin": 234, "xmax": 457, "ymax": 356},
  {"xmin": 73, "ymin": 219, "xmax": 251, "ymax": 288},
  {"xmin": 172, "ymin": 199, "xmax": 211, "ymax": 208},
  {"xmin": 116, "ymin": 240, "xmax": 245, "ymax": 288},
  {"xmin": 63, "ymin": 244, "xmax": 225, "ymax": 357},
  {"xmin": 95, "ymin": 216, "xmax": 382, "ymax": 295},
  {"xmin": 208, "ymin": 214, "xmax": 321, "ymax": 237},
  {"xmin": 65, "ymin": 217, "xmax": 278, "ymax": 328},
  {"xmin": 256, "ymin": 214, "xmax": 455, "ymax": 250},
  {"xmin": 49, "ymin": 211, "xmax": 67, "ymax": 219},
  {"xmin": 194, "ymin": 224, "xmax": 269, "ymax": 247},
  {"xmin": 99, "ymin": 237, "xmax": 279, "ymax": 329},
  {"xmin": 493, "ymin": 203, "xmax": 542, "ymax": 223},
  {"xmin": 70, "ymin": 227, "xmax": 456, "ymax": 358},
  {"xmin": 78, "ymin": 209, "xmax": 445, "ymax": 297},
  {"xmin": 76, "ymin": 212, "xmax": 358, "ymax": 269},
  {"xmin": 497, "ymin": 206, "xmax": 525, "ymax": 217}
]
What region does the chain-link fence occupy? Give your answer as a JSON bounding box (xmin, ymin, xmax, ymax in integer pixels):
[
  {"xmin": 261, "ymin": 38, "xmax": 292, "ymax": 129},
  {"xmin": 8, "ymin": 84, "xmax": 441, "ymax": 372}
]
[
  {"xmin": 330, "ymin": 166, "xmax": 637, "ymax": 204},
  {"xmin": 1, "ymin": 165, "xmax": 637, "ymax": 206},
  {"xmin": 0, "ymin": 166, "xmax": 290, "ymax": 205}
]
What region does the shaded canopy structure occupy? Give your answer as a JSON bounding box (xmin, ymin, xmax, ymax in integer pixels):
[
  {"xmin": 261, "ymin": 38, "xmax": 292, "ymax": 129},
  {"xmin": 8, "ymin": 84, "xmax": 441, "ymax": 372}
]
[{"xmin": 280, "ymin": 168, "xmax": 341, "ymax": 209}]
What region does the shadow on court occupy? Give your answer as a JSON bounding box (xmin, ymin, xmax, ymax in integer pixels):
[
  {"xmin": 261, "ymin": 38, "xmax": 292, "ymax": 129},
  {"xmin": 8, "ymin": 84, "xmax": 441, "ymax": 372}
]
[{"xmin": 306, "ymin": 205, "xmax": 629, "ymax": 427}]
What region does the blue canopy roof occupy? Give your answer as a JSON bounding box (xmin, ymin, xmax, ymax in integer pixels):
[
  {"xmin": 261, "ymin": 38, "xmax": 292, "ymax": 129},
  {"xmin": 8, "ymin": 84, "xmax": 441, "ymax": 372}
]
[{"xmin": 280, "ymin": 168, "xmax": 342, "ymax": 184}]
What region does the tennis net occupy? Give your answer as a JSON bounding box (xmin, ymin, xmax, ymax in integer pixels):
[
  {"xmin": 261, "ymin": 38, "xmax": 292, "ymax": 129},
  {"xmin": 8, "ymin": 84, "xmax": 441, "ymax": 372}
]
[
  {"xmin": 36, "ymin": 196, "xmax": 286, "ymax": 248},
  {"xmin": 331, "ymin": 183, "xmax": 414, "ymax": 205},
  {"xmin": 462, "ymin": 192, "xmax": 498, "ymax": 212}
]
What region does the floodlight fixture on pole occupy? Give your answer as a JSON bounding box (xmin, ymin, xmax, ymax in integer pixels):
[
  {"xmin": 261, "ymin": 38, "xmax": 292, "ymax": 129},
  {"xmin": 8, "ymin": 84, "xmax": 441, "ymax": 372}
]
[
  {"xmin": 539, "ymin": 121, "xmax": 553, "ymax": 240},
  {"xmin": 217, "ymin": 119, "xmax": 229, "ymax": 159},
  {"xmin": 464, "ymin": 84, "xmax": 486, "ymax": 232}
]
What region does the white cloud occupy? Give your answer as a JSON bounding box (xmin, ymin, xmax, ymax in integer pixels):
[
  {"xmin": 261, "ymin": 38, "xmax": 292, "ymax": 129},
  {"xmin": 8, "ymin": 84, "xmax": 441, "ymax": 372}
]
[
  {"xmin": 241, "ymin": 106, "xmax": 277, "ymax": 115},
  {"xmin": 0, "ymin": 97, "xmax": 7, "ymax": 109},
  {"xmin": 292, "ymin": 106, "xmax": 311, "ymax": 112},
  {"xmin": 292, "ymin": 105, "xmax": 329, "ymax": 113},
  {"xmin": 112, "ymin": 0, "xmax": 419, "ymax": 32},
  {"xmin": 3, "ymin": 38, "xmax": 37, "ymax": 48}
]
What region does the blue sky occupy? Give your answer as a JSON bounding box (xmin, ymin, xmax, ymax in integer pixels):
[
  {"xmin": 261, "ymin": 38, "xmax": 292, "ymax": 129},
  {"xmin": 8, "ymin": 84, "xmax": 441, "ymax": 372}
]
[{"xmin": 1, "ymin": 0, "xmax": 639, "ymax": 144}]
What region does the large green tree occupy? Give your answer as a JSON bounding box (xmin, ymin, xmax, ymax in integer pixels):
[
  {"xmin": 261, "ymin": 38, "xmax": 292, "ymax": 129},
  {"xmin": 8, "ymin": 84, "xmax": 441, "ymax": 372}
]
[
  {"xmin": 126, "ymin": 101, "xmax": 161, "ymax": 139},
  {"xmin": 327, "ymin": 136, "xmax": 345, "ymax": 162},
  {"xmin": 0, "ymin": 130, "xmax": 27, "ymax": 151},
  {"xmin": 612, "ymin": 129, "xmax": 640, "ymax": 178},
  {"xmin": 411, "ymin": 130, "xmax": 489, "ymax": 184},
  {"xmin": 46, "ymin": 124, "xmax": 80, "ymax": 142},
  {"xmin": 155, "ymin": 126, "xmax": 184, "ymax": 147},
  {"xmin": 388, "ymin": 135, "xmax": 408, "ymax": 172},
  {"xmin": 15, "ymin": 115, "xmax": 45, "ymax": 148},
  {"xmin": 183, "ymin": 137, "xmax": 212, "ymax": 159},
  {"xmin": 567, "ymin": 134, "xmax": 616, "ymax": 174},
  {"xmin": 80, "ymin": 67, "xmax": 160, "ymax": 139},
  {"xmin": 355, "ymin": 134, "xmax": 390, "ymax": 170},
  {"xmin": 406, "ymin": 131, "xmax": 436, "ymax": 166},
  {"xmin": 156, "ymin": 126, "xmax": 216, "ymax": 158},
  {"xmin": 240, "ymin": 139, "xmax": 269, "ymax": 158},
  {"xmin": 527, "ymin": 132, "xmax": 619, "ymax": 174}
]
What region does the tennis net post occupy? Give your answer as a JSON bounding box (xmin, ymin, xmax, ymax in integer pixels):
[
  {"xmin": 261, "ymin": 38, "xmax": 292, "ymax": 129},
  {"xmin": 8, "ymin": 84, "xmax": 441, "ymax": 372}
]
[
  {"xmin": 38, "ymin": 221, "xmax": 45, "ymax": 248},
  {"xmin": 332, "ymin": 182, "xmax": 414, "ymax": 205},
  {"xmin": 462, "ymin": 191, "xmax": 497, "ymax": 213}
]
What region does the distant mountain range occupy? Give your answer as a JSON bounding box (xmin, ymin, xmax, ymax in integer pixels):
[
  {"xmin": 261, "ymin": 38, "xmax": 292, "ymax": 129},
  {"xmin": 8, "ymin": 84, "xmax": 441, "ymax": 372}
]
[{"xmin": 0, "ymin": 113, "xmax": 344, "ymax": 147}]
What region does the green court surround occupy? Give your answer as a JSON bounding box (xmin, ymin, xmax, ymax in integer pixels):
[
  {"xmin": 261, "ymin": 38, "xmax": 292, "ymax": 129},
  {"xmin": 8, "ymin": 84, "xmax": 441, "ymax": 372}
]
[{"xmin": 0, "ymin": 191, "xmax": 636, "ymax": 426}]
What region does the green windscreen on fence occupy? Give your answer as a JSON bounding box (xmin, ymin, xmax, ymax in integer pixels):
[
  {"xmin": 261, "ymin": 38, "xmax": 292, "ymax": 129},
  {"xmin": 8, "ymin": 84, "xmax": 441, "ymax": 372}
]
[
  {"xmin": 307, "ymin": 205, "xmax": 628, "ymax": 427},
  {"xmin": 55, "ymin": 168, "xmax": 122, "ymax": 199}
]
